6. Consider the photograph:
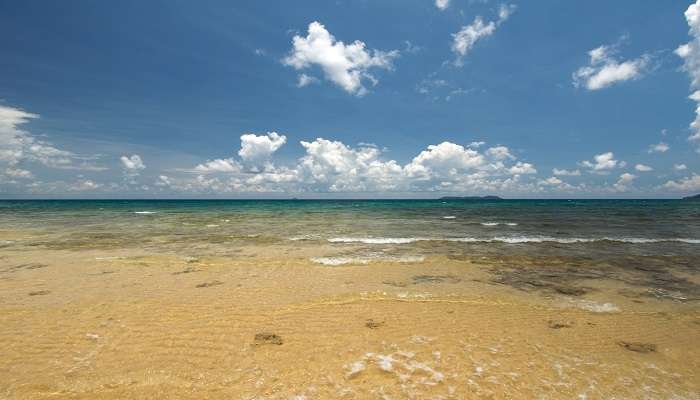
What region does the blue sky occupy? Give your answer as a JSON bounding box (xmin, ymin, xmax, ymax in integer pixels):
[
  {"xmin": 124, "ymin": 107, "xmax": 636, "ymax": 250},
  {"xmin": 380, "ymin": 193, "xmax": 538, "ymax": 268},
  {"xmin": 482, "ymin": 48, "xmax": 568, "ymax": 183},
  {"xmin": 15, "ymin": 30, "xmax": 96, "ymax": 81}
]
[{"xmin": 1, "ymin": 0, "xmax": 700, "ymax": 198}]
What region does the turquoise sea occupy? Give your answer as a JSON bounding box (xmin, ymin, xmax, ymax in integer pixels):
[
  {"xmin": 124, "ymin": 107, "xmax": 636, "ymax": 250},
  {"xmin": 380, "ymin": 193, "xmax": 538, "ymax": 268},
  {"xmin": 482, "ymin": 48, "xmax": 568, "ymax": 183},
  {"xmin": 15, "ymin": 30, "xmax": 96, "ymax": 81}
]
[{"xmin": 1, "ymin": 199, "xmax": 699, "ymax": 258}]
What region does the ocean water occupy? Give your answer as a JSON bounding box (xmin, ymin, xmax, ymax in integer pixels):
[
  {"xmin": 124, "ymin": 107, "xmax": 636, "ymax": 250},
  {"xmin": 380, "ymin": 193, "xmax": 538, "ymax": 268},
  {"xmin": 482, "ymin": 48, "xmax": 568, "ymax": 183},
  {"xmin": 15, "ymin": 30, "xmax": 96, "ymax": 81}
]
[{"xmin": 1, "ymin": 198, "xmax": 699, "ymax": 251}]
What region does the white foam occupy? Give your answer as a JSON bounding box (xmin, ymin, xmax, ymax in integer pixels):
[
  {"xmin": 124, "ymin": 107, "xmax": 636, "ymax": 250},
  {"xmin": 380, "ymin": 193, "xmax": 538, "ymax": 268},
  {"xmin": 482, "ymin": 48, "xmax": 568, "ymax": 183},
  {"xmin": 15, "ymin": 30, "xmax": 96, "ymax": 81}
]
[
  {"xmin": 355, "ymin": 350, "xmax": 447, "ymax": 389},
  {"xmin": 376, "ymin": 354, "xmax": 395, "ymax": 372},
  {"xmin": 310, "ymin": 255, "xmax": 425, "ymax": 266},
  {"xmin": 311, "ymin": 257, "xmax": 369, "ymax": 266},
  {"xmin": 328, "ymin": 236, "xmax": 700, "ymax": 245},
  {"xmin": 442, "ymin": 216, "xmax": 457, "ymax": 219},
  {"xmin": 345, "ymin": 360, "xmax": 366, "ymax": 378},
  {"xmin": 133, "ymin": 211, "xmax": 156, "ymax": 214},
  {"xmin": 328, "ymin": 237, "xmax": 422, "ymax": 244},
  {"xmin": 481, "ymin": 222, "xmax": 519, "ymax": 226},
  {"xmin": 289, "ymin": 234, "xmax": 319, "ymax": 241},
  {"xmin": 409, "ymin": 335, "xmax": 435, "ymax": 344},
  {"xmin": 205, "ymin": 224, "xmax": 219, "ymax": 228},
  {"xmin": 570, "ymin": 300, "xmax": 620, "ymax": 313}
]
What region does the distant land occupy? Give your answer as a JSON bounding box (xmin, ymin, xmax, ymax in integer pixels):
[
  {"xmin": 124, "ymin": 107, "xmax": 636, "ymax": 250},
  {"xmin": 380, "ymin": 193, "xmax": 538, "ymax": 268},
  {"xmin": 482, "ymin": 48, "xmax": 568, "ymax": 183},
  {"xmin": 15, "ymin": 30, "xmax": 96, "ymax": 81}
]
[
  {"xmin": 438, "ymin": 196, "xmax": 503, "ymax": 200},
  {"xmin": 682, "ymin": 194, "xmax": 700, "ymax": 200}
]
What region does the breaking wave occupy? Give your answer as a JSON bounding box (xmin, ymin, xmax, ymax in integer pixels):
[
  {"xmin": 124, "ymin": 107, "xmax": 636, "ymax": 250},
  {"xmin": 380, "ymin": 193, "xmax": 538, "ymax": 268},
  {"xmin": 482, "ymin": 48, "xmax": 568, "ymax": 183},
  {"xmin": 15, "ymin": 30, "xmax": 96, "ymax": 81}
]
[
  {"xmin": 310, "ymin": 255, "xmax": 425, "ymax": 266},
  {"xmin": 328, "ymin": 236, "xmax": 700, "ymax": 244}
]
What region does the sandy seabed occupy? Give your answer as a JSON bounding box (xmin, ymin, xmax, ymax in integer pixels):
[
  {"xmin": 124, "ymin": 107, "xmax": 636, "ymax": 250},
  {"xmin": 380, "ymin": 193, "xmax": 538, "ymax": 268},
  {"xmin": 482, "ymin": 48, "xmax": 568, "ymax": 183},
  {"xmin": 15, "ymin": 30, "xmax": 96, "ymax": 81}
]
[{"xmin": 1, "ymin": 240, "xmax": 699, "ymax": 399}]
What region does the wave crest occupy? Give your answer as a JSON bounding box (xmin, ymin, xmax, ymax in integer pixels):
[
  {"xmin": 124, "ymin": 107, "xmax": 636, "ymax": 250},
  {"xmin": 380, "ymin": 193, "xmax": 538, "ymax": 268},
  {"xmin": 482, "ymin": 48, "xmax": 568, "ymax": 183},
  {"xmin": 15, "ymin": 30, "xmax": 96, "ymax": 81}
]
[{"xmin": 327, "ymin": 236, "xmax": 700, "ymax": 244}]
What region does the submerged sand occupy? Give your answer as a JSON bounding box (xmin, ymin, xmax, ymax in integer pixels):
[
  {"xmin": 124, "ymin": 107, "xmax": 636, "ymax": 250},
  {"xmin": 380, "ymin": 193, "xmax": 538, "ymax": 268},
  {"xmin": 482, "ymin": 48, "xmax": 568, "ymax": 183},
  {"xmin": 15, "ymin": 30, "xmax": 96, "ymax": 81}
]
[{"xmin": 1, "ymin": 237, "xmax": 699, "ymax": 399}]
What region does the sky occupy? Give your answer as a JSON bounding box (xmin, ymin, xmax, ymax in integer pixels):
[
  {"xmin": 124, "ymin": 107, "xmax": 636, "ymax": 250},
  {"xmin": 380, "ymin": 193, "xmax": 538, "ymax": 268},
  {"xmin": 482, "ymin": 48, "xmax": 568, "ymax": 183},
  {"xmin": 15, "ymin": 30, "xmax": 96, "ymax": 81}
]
[{"xmin": 1, "ymin": 0, "xmax": 700, "ymax": 199}]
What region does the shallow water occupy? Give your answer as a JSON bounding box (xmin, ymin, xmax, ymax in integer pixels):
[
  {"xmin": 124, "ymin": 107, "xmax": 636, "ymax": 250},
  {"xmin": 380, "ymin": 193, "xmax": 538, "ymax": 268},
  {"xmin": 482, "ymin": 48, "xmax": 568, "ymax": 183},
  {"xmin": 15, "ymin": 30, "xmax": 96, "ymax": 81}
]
[{"xmin": 0, "ymin": 200, "xmax": 699, "ymax": 398}]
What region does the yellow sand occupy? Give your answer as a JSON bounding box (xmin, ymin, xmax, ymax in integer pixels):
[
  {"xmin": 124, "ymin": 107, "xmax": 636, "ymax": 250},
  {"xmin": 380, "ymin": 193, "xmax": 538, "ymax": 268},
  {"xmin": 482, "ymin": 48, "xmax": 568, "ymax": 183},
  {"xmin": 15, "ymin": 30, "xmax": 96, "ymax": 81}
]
[{"xmin": 0, "ymin": 245, "xmax": 699, "ymax": 399}]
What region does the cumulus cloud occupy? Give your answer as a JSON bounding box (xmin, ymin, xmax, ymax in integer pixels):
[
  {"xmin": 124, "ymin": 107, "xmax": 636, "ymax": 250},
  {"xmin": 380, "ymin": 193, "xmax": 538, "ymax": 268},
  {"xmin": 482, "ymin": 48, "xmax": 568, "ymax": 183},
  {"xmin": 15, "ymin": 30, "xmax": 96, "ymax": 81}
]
[
  {"xmin": 239, "ymin": 132, "xmax": 287, "ymax": 164},
  {"xmin": 297, "ymin": 138, "xmax": 404, "ymax": 192},
  {"xmin": 662, "ymin": 174, "xmax": 700, "ymax": 192},
  {"xmin": 648, "ymin": 142, "xmax": 669, "ymax": 153},
  {"xmin": 120, "ymin": 154, "xmax": 145, "ymax": 171},
  {"xmin": 120, "ymin": 154, "xmax": 145, "ymax": 184},
  {"xmin": 552, "ymin": 168, "xmax": 581, "ymax": 176},
  {"xmin": 572, "ymin": 43, "xmax": 651, "ymax": 90},
  {"xmin": 283, "ymin": 21, "xmax": 399, "ymax": 96},
  {"xmin": 508, "ymin": 162, "xmax": 537, "ymax": 175},
  {"xmin": 677, "ymin": 1, "xmax": 700, "ymax": 144},
  {"xmin": 674, "ymin": 163, "xmax": 688, "ymax": 171},
  {"xmin": 614, "ymin": 172, "xmax": 636, "ymax": 191},
  {"xmin": 181, "ymin": 137, "xmax": 538, "ymax": 194},
  {"xmin": 435, "ymin": 0, "xmax": 450, "ymax": 10},
  {"xmin": 194, "ymin": 158, "xmax": 241, "ymax": 173},
  {"xmin": 295, "ymin": 140, "xmax": 534, "ymax": 192},
  {"xmin": 192, "ymin": 132, "xmax": 287, "ymax": 174},
  {"xmin": 580, "ymin": 152, "xmax": 625, "ymax": 174},
  {"xmin": 634, "ymin": 164, "xmax": 653, "ymax": 172},
  {"xmin": 485, "ymin": 145, "xmax": 514, "ymax": 160},
  {"xmin": 155, "ymin": 175, "xmax": 171, "ymax": 187},
  {"xmin": 405, "ymin": 141, "xmax": 485, "ymax": 179},
  {"xmin": 540, "ymin": 176, "xmax": 562, "ymax": 185},
  {"xmin": 451, "ymin": 4, "xmax": 515, "ymax": 66}
]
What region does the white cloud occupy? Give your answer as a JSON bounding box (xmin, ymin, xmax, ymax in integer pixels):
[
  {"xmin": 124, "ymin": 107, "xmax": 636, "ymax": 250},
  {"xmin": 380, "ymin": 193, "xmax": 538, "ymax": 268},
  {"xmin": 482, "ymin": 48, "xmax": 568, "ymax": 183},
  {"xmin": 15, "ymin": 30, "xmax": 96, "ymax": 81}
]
[
  {"xmin": 68, "ymin": 180, "xmax": 102, "ymax": 191},
  {"xmin": 0, "ymin": 104, "xmax": 80, "ymax": 169},
  {"xmin": 283, "ymin": 21, "xmax": 399, "ymax": 96},
  {"xmin": 4, "ymin": 167, "xmax": 33, "ymax": 179},
  {"xmin": 648, "ymin": 142, "xmax": 669, "ymax": 153},
  {"xmin": 298, "ymin": 138, "xmax": 404, "ymax": 192},
  {"xmin": 179, "ymin": 136, "xmax": 538, "ymax": 194},
  {"xmin": 192, "ymin": 132, "xmax": 286, "ymax": 174},
  {"xmin": 120, "ymin": 154, "xmax": 145, "ymax": 171},
  {"xmin": 508, "ymin": 161, "xmax": 537, "ymax": 175},
  {"xmin": 485, "ymin": 145, "xmax": 514, "ymax": 160},
  {"xmin": 614, "ymin": 172, "xmax": 636, "ymax": 191},
  {"xmin": 297, "ymin": 73, "xmax": 319, "ymax": 88},
  {"xmin": 540, "ymin": 176, "xmax": 562, "ymax": 185},
  {"xmin": 676, "ymin": 1, "xmax": 700, "ymax": 143},
  {"xmin": 155, "ymin": 175, "xmax": 171, "ymax": 187},
  {"xmin": 468, "ymin": 141, "xmax": 485, "ymax": 148},
  {"xmin": 238, "ymin": 132, "xmax": 287, "ymax": 165},
  {"xmin": 405, "ymin": 141, "xmax": 485, "ymax": 179},
  {"xmin": 295, "ymin": 139, "xmax": 535, "ymax": 192},
  {"xmin": 435, "ymin": 0, "xmax": 450, "ymax": 10},
  {"xmin": 552, "ymin": 168, "xmax": 581, "ymax": 176},
  {"xmin": 634, "ymin": 164, "xmax": 653, "ymax": 172},
  {"xmin": 451, "ymin": 4, "xmax": 515, "ymax": 66},
  {"xmin": 677, "ymin": 1, "xmax": 700, "ymax": 88},
  {"xmin": 580, "ymin": 152, "xmax": 624, "ymax": 173},
  {"xmin": 572, "ymin": 43, "xmax": 650, "ymax": 90},
  {"xmin": 662, "ymin": 174, "xmax": 700, "ymax": 192},
  {"xmin": 674, "ymin": 163, "xmax": 688, "ymax": 171},
  {"xmin": 416, "ymin": 78, "xmax": 448, "ymax": 95},
  {"xmin": 120, "ymin": 154, "xmax": 145, "ymax": 183},
  {"xmin": 194, "ymin": 158, "xmax": 241, "ymax": 173}
]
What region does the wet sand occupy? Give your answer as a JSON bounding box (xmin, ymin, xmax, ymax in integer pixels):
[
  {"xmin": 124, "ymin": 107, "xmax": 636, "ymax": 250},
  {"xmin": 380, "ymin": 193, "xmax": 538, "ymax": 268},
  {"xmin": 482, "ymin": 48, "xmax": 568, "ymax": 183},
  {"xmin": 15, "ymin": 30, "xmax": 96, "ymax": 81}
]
[{"xmin": 1, "ymin": 239, "xmax": 699, "ymax": 399}]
